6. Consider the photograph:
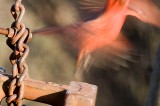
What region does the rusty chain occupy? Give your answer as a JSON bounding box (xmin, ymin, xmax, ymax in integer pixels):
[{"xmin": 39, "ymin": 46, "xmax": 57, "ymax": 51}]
[{"xmin": 5, "ymin": 0, "xmax": 32, "ymax": 106}]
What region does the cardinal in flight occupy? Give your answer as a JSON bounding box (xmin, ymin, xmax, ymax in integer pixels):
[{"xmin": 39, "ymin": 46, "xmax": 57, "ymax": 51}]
[{"xmin": 33, "ymin": 0, "xmax": 160, "ymax": 75}]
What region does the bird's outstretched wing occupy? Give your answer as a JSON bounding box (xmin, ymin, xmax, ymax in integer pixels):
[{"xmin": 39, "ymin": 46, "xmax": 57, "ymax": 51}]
[
  {"xmin": 77, "ymin": 0, "xmax": 105, "ymax": 20},
  {"xmin": 78, "ymin": 0, "xmax": 104, "ymax": 12},
  {"xmin": 33, "ymin": 24, "xmax": 83, "ymax": 49},
  {"xmin": 76, "ymin": 32, "xmax": 134, "ymax": 79}
]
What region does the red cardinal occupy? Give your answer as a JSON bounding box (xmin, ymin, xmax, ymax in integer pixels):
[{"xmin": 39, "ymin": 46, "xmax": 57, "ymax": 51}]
[{"xmin": 33, "ymin": 0, "xmax": 160, "ymax": 74}]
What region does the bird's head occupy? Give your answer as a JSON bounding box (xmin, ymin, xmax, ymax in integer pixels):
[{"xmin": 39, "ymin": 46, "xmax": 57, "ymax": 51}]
[{"xmin": 104, "ymin": 0, "xmax": 130, "ymax": 11}]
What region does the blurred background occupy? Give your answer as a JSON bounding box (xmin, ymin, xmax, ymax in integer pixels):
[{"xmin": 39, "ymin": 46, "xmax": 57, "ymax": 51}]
[{"xmin": 0, "ymin": 0, "xmax": 160, "ymax": 106}]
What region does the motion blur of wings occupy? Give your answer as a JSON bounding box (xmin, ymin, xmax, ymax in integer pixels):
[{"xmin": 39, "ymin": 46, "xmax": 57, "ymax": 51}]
[{"xmin": 33, "ymin": 0, "xmax": 160, "ymax": 77}]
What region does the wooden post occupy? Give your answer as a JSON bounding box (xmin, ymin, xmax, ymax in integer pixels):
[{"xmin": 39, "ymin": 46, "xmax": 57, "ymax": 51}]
[{"xmin": 65, "ymin": 81, "xmax": 97, "ymax": 106}]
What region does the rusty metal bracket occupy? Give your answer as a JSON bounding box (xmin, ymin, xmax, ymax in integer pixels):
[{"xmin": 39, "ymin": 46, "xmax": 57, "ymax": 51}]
[
  {"xmin": 0, "ymin": 28, "xmax": 9, "ymax": 36},
  {"xmin": 0, "ymin": 72, "xmax": 97, "ymax": 106}
]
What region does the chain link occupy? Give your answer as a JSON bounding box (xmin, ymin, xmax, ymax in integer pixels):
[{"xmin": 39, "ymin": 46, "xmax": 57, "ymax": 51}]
[{"xmin": 6, "ymin": 0, "xmax": 32, "ymax": 105}]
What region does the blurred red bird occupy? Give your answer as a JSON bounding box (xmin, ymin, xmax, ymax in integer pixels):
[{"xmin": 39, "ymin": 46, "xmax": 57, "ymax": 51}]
[{"xmin": 33, "ymin": 0, "xmax": 160, "ymax": 74}]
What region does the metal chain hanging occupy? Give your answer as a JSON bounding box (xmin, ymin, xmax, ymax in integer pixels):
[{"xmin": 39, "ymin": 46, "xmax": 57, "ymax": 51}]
[{"xmin": 5, "ymin": 0, "xmax": 32, "ymax": 105}]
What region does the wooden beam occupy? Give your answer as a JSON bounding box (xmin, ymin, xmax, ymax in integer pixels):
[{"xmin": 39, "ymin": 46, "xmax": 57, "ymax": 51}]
[{"xmin": 0, "ymin": 73, "xmax": 97, "ymax": 106}]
